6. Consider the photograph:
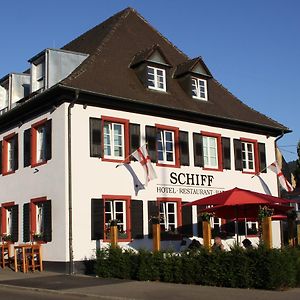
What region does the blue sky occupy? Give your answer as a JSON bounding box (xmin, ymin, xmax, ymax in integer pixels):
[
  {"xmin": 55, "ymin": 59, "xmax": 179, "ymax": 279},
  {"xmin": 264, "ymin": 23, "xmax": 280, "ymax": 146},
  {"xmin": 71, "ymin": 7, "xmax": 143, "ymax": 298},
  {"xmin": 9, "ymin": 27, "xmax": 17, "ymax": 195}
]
[{"xmin": 0, "ymin": 0, "xmax": 299, "ymax": 161}]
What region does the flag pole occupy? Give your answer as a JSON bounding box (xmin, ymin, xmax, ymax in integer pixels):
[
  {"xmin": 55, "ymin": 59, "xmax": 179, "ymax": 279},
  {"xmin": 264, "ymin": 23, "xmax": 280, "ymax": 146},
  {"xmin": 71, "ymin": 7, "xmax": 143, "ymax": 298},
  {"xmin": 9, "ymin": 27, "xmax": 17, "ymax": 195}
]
[
  {"xmin": 251, "ymin": 165, "xmax": 269, "ymax": 178},
  {"xmin": 115, "ymin": 153, "xmax": 133, "ymax": 168},
  {"xmin": 115, "ymin": 143, "xmax": 148, "ymax": 168}
]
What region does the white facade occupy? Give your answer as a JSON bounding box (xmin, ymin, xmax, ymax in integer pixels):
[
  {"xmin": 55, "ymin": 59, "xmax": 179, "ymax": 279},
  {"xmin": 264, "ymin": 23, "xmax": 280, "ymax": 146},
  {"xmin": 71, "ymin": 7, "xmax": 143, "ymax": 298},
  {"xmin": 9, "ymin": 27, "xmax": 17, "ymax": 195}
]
[
  {"xmin": 0, "ymin": 101, "xmax": 282, "ymax": 264},
  {"xmin": 69, "ymin": 104, "xmax": 281, "ymax": 260}
]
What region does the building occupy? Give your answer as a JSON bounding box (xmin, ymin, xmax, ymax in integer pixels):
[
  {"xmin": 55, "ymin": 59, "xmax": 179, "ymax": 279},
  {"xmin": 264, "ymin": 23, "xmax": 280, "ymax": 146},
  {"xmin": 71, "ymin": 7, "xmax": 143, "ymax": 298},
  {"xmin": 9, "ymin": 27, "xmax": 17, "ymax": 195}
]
[{"xmin": 0, "ymin": 8, "xmax": 291, "ymax": 273}]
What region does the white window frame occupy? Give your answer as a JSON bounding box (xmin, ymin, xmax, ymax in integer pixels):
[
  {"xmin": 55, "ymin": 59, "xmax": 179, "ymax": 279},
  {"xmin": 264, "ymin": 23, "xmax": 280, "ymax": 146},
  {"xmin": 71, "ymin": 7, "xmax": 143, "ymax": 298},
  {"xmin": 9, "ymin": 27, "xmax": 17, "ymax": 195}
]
[
  {"xmin": 103, "ymin": 122, "xmax": 125, "ymax": 160},
  {"xmin": 35, "ymin": 62, "xmax": 45, "ymax": 91},
  {"xmin": 36, "ymin": 202, "xmax": 44, "ymax": 235},
  {"xmin": 159, "ymin": 202, "xmax": 177, "ymax": 232},
  {"xmin": 36, "ymin": 125, "xmax": 46, "ymax": 163},
  {"xmin": 157, "ymin": 129, "xmax": 175, "ymax": 165},
  {"xmin": 7, "ymin": 139, "xmax": 14, "ymax": 172},
  {"xmin": 242, "ymin": 142, "xmax": 255, "ymax": 172},
  {"xmin": 147, "ymin": 66, "xmax": 166, "ymax": 92},
  {"xmin": 6, "ymin": 207, "xmax": 13, "ymax": 236},
  {"xmin": 191, "ymin": 77, "xmax": 208, "ymax": 100},
  {"xmin": 246, "ymin": 221, "xmax": 258, "ymax": 235},
  {"xmin": 210, "ymin": 217, "xmax": 222, "ymax": 231},
  {"xmin": 203, "ymin": 136, "xmax": 219, "ymax": 169},
  {"xmin": 104, "ymin": 200, "xmax": 127, "ymax": 235}
]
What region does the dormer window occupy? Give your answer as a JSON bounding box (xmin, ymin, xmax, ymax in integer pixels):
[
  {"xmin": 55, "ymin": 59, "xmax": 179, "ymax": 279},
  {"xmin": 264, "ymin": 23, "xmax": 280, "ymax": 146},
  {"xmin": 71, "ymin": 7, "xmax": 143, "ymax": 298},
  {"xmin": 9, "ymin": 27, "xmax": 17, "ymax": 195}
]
[
  {"xmin": 174, "ymin": 57, "xmax": 212, "ymax": 101},
  {"xmin": 36, "ymin": 61, "xmax": 45, "ymax": 91},
  {"xmin": 147, "ymin": 66, "xmax": 166, "ymax": 92},
  {"xmin": 130, "ymin": 44, "xmax": 171, "ymax": 93},
  {"xmin": 191, "ymin": 77, "xmax": 207, "ymax": 101}
]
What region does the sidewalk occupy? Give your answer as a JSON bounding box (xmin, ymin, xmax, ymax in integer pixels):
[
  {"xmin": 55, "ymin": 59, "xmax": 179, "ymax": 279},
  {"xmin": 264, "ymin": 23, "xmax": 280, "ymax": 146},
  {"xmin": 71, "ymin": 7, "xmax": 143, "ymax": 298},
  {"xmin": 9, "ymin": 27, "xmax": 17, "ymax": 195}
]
[{"xmin": 0, "ymin": 269, "xmax": 299, "ymax": 300}]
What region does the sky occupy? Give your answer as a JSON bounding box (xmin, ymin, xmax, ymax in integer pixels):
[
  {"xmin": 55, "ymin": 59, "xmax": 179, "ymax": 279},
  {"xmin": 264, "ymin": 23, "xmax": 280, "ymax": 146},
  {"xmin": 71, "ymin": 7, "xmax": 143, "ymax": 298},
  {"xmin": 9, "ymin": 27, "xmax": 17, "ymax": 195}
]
[{"xmin": 0, "ymin": 0, "xmax": 299, "ymax": 161}]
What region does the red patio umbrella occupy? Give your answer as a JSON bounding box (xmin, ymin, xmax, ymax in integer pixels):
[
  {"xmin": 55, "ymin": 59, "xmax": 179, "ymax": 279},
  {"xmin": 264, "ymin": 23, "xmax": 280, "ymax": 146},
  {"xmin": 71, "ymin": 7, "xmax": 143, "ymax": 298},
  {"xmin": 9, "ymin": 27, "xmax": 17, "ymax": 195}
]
[
  {"xmin": 198, "ymin": 203, "xmax": 292, "ymax": 219},
  {"xmin": 184, "ymin": 187, "xmax": 293, "ymax": 207},
  {"xmin": 184, "ymin": 187, "xmax": 294, "ymax": 243}
]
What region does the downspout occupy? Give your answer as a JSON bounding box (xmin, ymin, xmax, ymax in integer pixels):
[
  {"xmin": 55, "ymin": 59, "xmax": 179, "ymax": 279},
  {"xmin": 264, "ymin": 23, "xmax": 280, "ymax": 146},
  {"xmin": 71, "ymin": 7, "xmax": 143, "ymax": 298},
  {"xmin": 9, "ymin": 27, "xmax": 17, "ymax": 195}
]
[{"xmin": 68, "ymin": 89, "xmax": 79, "ymax": 275}]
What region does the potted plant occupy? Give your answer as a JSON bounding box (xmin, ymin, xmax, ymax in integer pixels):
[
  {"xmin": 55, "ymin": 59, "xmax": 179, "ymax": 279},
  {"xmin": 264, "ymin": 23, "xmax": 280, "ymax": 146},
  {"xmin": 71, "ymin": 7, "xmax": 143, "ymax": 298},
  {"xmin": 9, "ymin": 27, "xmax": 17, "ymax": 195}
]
[
  {"xmin": 32, "ymin": 232, "xmax": 44, "ymax": 243},
  {"xmin": 2, "ymin": 233, "xmax": 13, "ymax": 243}
]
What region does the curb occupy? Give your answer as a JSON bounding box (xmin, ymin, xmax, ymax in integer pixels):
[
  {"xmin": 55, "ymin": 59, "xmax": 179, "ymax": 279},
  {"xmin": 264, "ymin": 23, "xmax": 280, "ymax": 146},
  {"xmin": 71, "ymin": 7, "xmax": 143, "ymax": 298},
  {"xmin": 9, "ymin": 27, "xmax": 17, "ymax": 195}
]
[{"xmin": 0, "ymin": 283, "xmax": 137, "ymax": 300}]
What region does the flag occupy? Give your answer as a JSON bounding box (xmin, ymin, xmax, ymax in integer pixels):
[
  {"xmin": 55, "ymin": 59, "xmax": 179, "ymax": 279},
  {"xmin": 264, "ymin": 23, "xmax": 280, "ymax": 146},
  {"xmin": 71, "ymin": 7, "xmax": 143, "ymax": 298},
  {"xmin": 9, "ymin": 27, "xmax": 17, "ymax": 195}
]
[
  {"xmin": 132, "ymin": 144, "xmax": 157, "ymax": 186},
  {"xmin": 256, "ymin": 175, "xmax": 272, "ymax": 195},
  {"xmin": 123, "ymin": 164, "xmax": 145, "ymax": 196},
  {"xmin": 268, "ymin": 161, "xmax": 294, "ymax": 192}
]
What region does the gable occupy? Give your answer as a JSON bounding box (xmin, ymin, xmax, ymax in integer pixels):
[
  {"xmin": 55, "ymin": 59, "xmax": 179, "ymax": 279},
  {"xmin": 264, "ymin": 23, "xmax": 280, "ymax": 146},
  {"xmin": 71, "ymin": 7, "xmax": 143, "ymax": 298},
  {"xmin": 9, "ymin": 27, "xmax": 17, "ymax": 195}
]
[
  {"xmin": 148, "ymin": 50, "xmax": 168, "ymax": 65},
  {"xmin": 191, "ymin": 62, "xmax": 210, "ymax": 77}
]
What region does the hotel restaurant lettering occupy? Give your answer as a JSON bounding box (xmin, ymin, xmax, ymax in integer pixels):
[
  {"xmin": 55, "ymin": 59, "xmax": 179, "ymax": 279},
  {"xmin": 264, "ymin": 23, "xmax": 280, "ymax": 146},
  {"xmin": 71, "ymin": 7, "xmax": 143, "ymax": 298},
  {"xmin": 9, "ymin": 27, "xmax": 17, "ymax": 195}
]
[
  {"xmin": 0, "ymin": 8, "xmax": 290, "ymax": 273},
  {"xmin": 157, "ymin": 172, "xmax": 224, "ymax": 196}
]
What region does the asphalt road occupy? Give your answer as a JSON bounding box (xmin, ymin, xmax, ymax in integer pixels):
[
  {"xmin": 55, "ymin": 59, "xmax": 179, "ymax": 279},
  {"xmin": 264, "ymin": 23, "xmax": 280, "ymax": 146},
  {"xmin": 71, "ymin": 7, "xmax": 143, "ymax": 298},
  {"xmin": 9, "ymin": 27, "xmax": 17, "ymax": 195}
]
[
  {"xmin": 0, "ymin": 286, "xmax": 95, "ymax": 300},
  {"xmin": 0, "ymin": 270, "xmax": 300, "ymax": 300}
]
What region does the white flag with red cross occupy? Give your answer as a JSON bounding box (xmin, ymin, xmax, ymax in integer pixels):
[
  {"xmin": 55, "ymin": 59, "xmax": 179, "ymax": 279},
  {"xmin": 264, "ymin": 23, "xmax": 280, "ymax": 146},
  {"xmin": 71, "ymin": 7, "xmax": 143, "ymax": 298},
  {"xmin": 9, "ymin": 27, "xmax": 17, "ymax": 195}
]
[
  {"xmin": 268, "ymin": 161, "xmax": 294, "ymax": 192},
  {"xmin": 131, "ymin": 144, "xmax": 157, "ymax": 186}
]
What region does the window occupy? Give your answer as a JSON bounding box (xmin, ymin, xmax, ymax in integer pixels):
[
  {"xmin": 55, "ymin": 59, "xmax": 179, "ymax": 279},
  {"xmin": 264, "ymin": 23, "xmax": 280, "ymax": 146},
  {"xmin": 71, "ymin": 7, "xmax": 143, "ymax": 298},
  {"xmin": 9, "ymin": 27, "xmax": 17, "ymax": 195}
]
[
  {"xmin": 147, "ymin": 66, "xmax": 166, "ymax": 91},
  {"xmin": 35, "ymin": 202, "xmax": 45, "ymax": 235},
  {"xmin": 242, "ymin": 142, "xmax": 255, "ymax": 172},
  {"xmin": 103, "ymin": 122, "xmax": 125, "ymax": 160},
  {"xmin": 36, "ymin": 62, "xmax": 45, "ymax": 91},
  {"xmin": 191, "ymin": 77, "xmax": 207, "ymax": 100},
  {"xmin": 28, "ymin": 119, "xmax": 52, "ymax": 167},
  {"xmin": 103, "ymin": 196, "xmax": 131, "ymax": 241},
  {"xmin": 1, "ymin": 202, "xmax": 18, "ymax": 242},
  {"xmin": 2, "ymin": 133, "xmax": 18, "ymax": 175},
  {"xmin": 5, "ymin": 207, "xmax": 13, "ymax": 236},
  {"xmin": 29, "ymin": 197, "xmax": 52, "ymax": 242},
  {"xmin": 203, "ymin": 136, "xmax": 218, "ymax": 169},
  {"xmin": 157, "ymin": 198, "xmax": 182, "ymax": 238},
  {"xmin": 159, "ymin": 201, "xmax": 177, "ymax": 232},
  {"xmin": 246, "ymin": 221, "xmax": 258, "ymax": 235},
  {"xmin": 157, "ymin": 129, "xmax": 175, "ymax": 164},
  {"xmin": 36, "ymin": 125, "xmax": 47, "ymax": 163},
  {"xmin": 105, "ymin": 200, "xmax": 127, "ymax": 239}
]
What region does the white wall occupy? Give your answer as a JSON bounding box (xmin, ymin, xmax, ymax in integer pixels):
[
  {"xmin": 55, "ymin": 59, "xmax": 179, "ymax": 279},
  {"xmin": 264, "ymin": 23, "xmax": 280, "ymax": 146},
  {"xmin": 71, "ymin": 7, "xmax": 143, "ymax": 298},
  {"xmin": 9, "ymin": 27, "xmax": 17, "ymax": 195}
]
[
  {"xmin": 0, "ymin": 103, "xmax": 69, "ymax": 261},
  {"xmin": 70, "ymin": 104, "xmax": 281, "ymax": 261},
  {"xmin": 0, "ymin": 101, "xmax": 282, "ymax": 263}
]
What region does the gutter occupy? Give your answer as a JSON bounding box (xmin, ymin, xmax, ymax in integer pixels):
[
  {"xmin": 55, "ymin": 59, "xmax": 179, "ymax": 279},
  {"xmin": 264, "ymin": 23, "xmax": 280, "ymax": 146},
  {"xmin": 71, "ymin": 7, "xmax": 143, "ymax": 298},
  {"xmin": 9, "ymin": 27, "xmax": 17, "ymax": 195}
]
[{"xmin": 67, "ymin": 89, "xmax": 79, "ymax": 275}]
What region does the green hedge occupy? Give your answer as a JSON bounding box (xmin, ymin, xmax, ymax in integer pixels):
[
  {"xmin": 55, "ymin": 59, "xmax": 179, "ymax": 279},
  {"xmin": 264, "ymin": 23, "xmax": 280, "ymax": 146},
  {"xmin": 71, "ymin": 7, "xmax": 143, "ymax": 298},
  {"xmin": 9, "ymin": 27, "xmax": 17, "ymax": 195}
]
[{"xmin": 95, "ymin": 246, "xmax": 300, "ymax": 290}]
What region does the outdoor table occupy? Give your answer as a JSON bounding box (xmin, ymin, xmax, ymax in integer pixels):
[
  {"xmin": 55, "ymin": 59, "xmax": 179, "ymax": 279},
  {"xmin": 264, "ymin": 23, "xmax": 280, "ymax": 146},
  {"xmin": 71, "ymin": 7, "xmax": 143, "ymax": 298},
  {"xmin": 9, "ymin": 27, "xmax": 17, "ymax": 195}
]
[
  {"xmin": 14, "ymin": 244, "xmax": 33, "ymax": 273},
  {"xmin": 14, "ymin": 244, "xmax": 43, "ymax": 273}
]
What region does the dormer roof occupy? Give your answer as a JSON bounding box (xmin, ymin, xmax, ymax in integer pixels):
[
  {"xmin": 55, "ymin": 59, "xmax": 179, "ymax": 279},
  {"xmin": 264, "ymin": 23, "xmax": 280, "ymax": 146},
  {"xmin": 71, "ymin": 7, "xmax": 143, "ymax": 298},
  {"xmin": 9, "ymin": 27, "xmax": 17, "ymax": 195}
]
[
  {"xmin": 173, "ymin": 57, "xmax": 212, "ymax": 78},
  {"xmin": 130, "ymin": 44, "xmax": 171, "ymax": 68}
]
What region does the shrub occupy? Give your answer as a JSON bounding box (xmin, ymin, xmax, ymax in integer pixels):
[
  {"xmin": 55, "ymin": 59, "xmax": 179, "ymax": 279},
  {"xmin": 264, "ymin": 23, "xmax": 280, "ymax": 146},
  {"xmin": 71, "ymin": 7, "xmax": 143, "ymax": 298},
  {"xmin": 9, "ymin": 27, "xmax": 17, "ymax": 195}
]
[{"xmin": 94, "ymin": 245, "xmax": 300, "ymax": 290}]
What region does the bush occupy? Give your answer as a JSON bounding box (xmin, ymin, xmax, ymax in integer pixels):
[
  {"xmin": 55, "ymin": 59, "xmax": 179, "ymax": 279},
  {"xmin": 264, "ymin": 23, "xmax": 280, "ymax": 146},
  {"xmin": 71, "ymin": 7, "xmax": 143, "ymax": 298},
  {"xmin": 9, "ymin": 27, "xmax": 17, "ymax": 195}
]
[{"xmin": 94, "ymin": 245, "xmax": 300, "ymax": 290}]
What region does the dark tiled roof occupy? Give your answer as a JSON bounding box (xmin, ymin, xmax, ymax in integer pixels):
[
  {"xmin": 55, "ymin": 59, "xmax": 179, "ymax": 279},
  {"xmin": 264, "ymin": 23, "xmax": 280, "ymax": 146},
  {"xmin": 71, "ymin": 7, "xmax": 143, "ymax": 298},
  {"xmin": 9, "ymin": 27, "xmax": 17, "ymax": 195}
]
[{"xmin": 60, "ymin": 7, "xmax": 289, "ymax": 133}]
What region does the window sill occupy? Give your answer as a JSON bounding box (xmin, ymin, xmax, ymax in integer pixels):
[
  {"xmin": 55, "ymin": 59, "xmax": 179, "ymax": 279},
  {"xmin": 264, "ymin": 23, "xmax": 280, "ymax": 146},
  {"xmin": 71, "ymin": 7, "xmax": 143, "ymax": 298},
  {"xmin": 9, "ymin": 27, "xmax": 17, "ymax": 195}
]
[
  {"xmin": 242, "ymin": 170, "xmax": 257, "ymax": 175},
  {"xmin": 31, "ymin": 160, "xmax": 47, "ymax": 168},
  {"xmin": 192, "ymin": 96, "xmax": 208, "ymax": 101},
  {"xmin": 102, "ymin": 157, "xmax": 129, "ymax": 163},
  {"xmin": 157, "ymin": 162, "xmax": 180, "ymax": 168},
  {"xmin": 203, "ymin": 167, "xmax": 223, "ymax": 172},
  {"xmin": 2, "ymin": 170, "xmax": 15, "ymax": 176}
]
